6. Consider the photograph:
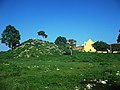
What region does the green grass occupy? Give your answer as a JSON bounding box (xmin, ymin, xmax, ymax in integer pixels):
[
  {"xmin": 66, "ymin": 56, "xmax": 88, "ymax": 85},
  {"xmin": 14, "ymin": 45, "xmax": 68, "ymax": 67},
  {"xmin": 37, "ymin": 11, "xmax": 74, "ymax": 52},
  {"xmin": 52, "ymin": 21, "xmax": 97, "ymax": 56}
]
[{"xmin": 0, "ymin": 52, "xmax": 120, "ymax": 90}]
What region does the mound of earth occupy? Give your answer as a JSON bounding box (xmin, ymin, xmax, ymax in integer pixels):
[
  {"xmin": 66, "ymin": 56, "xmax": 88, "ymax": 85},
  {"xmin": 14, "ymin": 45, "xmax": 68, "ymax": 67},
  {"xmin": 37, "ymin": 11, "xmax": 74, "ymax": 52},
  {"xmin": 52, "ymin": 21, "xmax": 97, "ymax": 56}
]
[{"xmin": 11, "ymin": 39, "xmax": 64, "ymax": 58}]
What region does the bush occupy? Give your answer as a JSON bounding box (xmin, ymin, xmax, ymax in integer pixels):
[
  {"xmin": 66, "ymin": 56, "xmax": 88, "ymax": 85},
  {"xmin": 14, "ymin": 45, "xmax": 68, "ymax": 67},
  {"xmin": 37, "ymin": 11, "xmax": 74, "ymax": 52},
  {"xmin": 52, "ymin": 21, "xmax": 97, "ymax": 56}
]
[{"xmin": 64, "ymin": 49, "xmax": 71, "ymax": 55}]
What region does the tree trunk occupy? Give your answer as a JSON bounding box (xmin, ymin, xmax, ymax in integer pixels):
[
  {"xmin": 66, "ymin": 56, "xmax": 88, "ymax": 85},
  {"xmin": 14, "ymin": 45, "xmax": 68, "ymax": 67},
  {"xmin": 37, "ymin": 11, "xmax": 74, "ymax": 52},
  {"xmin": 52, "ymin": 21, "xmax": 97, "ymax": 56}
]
[
  {"xmin": 70, "ymin": 49, "xmax": 72, "ymax": 55},
  {"xmin": 10, "ymin": 43, "xmax": 13, "ymax": 50}
]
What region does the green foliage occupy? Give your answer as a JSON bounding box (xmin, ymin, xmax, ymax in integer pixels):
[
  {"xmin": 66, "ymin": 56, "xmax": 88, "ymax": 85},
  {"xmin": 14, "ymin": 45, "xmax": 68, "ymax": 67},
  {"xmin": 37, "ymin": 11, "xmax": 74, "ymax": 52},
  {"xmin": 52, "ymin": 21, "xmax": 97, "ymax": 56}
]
[
  {"xmin": 9, "ymin": 39, "xmax": 64, "ymax": 58},
  {"xmin": 37, "ymin": 31, "xmax": 48, "ymax": 39},
  {"xmin": 63, "ymin": 48, "xmax": 71, "ymax": 55},
  {"xmin": 68, "ymin": 39, "xmax": 77, "ymax": 47},
  {"xmin": 55, "ymin": 36, "xmax": 67, "ymax": 45},
  {"xmin": 0, "ymin": 53, "xmax": 120, "ymax": 90},
  {"xmin": 111, "ymin": 44, "xmax": 120, "ymax": 51},
  {"xmin": 117, "ymin": 34, "xmax": 120, "ymax": 43},
  {"xmin": 1, "ymin": 25, "xmax": 21, "ymax": 49},
  {"xmin": 93, "ymin": 41, "xmax": 110, "ymax": 51}
]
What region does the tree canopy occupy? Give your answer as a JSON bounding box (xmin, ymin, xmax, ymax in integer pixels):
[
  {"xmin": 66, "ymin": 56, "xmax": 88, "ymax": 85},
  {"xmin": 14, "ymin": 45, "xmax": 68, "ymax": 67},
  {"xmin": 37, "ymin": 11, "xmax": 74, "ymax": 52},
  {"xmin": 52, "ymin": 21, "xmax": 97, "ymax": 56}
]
[
  {"xmin": 1, "ymin": 25, "xmax": 21, "ymax": 49},
  {"xmin": 111, "ymin": 44, "xmax": 120, "ymax": 52},
  {"xmin": 117, "ymin": 34, "xmax": 120, "ymax": 43},
  {"xmin": 37, "ymin": 31, "xmax": 48, "ymax": 39},
  {"xmin": 68, "ymin": 39, "xmax": 77, "ymax": 48},
  {"xmin": 54, "ymin": 36, "xmax": 67, "ymax": 45},
  {"xmin": 92, "ymin": 41, "xmax": 110, "ymax": 51}
]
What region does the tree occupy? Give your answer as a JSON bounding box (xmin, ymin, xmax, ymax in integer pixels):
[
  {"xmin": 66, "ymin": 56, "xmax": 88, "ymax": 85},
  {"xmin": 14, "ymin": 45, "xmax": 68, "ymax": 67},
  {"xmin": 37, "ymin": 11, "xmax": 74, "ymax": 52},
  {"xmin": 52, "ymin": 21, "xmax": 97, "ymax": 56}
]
[
  {"xmin": 111, "ymin": 44, "xmax": 120, "ymax": 52},
  {"xmin": 117, "ymin": 30, "xmax": 120, "ymax": 43},
  {"xmin": 1, "ymin": 25, "xmax": 21, "ymax": 49},
  {"xmin": 68, "ymin": 39, "xmax": 77, "ymax": 48},
  {"xmin": 67, "ymin": 39, "xmax": 77, "ymax": 55},
  {"xmin": 54, "ymin": 36, "xmax": 74, "ymax": 55},
  {"xmin": 37, "ymin": 31, "xmax": 48, "ymax": 39},
  {"xmin": 54, "ymin": 36, "xmax": 67, "ymax": 45},
  {"xmin": 92, "ymin": 41, "xmax": 110, "ymax": 51}
]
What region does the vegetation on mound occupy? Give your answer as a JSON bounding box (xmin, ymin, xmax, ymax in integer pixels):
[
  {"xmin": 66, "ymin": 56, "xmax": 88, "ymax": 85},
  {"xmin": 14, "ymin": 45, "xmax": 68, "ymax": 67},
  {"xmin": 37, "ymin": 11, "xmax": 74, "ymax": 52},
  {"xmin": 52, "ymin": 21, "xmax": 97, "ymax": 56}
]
[{"xmin": 0, "ymin": 39, "xmax": 66, "ymax": 58}]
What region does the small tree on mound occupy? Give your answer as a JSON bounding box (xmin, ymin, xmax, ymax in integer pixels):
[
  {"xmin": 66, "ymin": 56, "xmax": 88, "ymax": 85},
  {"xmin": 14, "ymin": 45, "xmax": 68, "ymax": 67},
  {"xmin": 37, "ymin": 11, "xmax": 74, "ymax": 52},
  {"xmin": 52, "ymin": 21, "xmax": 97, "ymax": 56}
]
[
  {"xmin": 1, "ymin": 25, "xmax": 21, "ymax": 49},
  {"xmin": 37, "ymin": 31, "xmax": 48, "ymax": 40},
  {"xmin": 92, "ymin": 41, "xmax": 110, "ymax": 52}
]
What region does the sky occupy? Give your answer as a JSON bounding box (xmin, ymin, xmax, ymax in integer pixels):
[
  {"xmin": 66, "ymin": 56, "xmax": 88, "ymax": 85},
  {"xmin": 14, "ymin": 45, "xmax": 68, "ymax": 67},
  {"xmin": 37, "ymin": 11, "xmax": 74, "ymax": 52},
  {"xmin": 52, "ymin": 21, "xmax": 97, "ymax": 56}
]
[{"xmin": 0, "ymin": 0, "xmax": 120, "ymax": 51}]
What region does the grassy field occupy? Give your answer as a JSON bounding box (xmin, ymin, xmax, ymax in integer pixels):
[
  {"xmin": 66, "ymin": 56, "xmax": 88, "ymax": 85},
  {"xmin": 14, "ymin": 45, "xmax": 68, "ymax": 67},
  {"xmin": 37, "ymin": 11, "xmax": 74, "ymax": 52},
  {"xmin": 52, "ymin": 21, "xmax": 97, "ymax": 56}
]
[{"xmin": 0, "ymin": 52, "xmax": 120, "ymax": 90}]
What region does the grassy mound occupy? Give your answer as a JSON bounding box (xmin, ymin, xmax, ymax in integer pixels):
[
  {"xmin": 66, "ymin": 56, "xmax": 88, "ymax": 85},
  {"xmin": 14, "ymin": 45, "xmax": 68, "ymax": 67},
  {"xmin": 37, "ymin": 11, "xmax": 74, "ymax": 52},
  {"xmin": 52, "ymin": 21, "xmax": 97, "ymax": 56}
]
[{"xmin": 0, "ymin": 39, "xmax": 65, "ymax": 58}]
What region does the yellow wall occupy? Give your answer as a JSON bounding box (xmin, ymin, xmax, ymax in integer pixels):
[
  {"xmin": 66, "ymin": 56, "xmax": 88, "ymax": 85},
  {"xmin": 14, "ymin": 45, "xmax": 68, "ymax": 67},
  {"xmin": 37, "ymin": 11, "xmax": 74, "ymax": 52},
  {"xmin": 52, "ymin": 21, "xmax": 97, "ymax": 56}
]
[
  {"xmin": 73, "ymin": 46, "xmax": 84, "ymax": 51},
  {"xmin": 84, "ymin": 39, "xmax": 96, "ymax": 52}
]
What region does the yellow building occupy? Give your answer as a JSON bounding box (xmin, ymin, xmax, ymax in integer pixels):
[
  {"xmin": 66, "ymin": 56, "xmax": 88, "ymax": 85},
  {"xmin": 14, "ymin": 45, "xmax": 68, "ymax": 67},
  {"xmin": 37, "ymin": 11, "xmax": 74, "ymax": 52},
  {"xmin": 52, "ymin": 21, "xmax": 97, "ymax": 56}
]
[
  {"xmin": 83, "ymin": 39, "xmax": 96, "ymax": 52},
  {"xmin": 73, "ymin": 39, "xmax": 96, "ymax": 52}
]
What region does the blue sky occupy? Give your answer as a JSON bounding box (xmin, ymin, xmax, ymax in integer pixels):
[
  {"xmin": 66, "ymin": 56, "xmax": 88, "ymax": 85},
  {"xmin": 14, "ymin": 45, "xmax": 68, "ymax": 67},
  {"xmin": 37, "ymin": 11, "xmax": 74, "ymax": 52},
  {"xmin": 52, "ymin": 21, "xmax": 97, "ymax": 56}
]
[{"xmin": 0, "ymin": 0, "xmax": 120, "ymax": 51}]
